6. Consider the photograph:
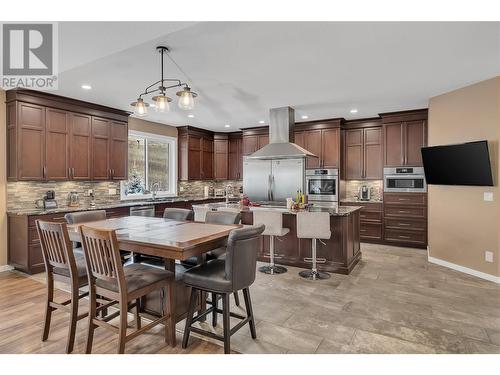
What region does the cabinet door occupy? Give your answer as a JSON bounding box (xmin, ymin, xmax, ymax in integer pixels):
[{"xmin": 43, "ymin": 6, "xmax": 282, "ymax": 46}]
[
  {"xmin": 294, "ymin": 131, "xmax": 305, "ymax": 149},
  {"xmin": 304, "ymin": 130, "xmax": 322, "ymax": 169},
  {"xmin": 258, "ymin": 134, "xmax": 269, "ymax": 149},
  {"xmin": 214, "ymin": 139, "xmax": 228, "ymax": 180},
  {"xmin": 405, "ymin": 120, "xmax": 426, "ymax": 166},
  {"xmin": 110, "ymin": 121, "xmax": 128, "ymax": 180},
  {"xmin": 242, "ymin": 135, "xmax": 258, "ymax": 155},
  {"xmin": 188, "ymin": 135, "xmax": 202, "ymax": 180},
  {"xmin": 322, "ymin": 128, "xmax": 340, "ymax": 168},
  {"xmin": 45, "ymin": 108, "xmax": 69, "ymax": 180},
  {"xmin": 384, "ymin": 122, "xmax": 404, "ymax": 166},
  {"xmin": 228, "ymin": 137, "xmax": 242, "ymax": 180},
  {"xmin": 69, "ymin": 113, "xmax": 92, "ymax": 180},
  {"xmin": 345, "ymin": 129, "xmax": 363, "ymax": 179},
  {"xmin": 364, "ymin": 127, "xmax": 383, "ymax": 179},
  {"xmin": 202, "ymin": 138, "xmax": 214, "ymax": 180},
  {"xmin": 91, "ymin": 117, "xmax": 110, "ymax": 180},
  {"xmin": 18, "ymin": 103, "xmax": 45, "ymax": 180}
]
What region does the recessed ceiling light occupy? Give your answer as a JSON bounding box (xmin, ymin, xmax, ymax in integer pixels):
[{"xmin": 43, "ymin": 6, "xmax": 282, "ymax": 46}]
[
  {"xmin": 224, "ymin": 124, "xmax": 231, "ymax": 128},
  {"xmin": 187, "ymin": 114, "xmax": 195, "ymax": 118},
  {"xmin": 81, "ymin": 84, "xmax": 92, "ymax": 90},
  {"xmin": 258, "ymin": 120, "xmax": 265, "ymax": 124},
  {"xmin": 301, "ymin": 115, "xmax": 309, "ymax": 120},
  {"xmin": 350, "ymin": 109, "xmax": 358, "ymax": 114}
]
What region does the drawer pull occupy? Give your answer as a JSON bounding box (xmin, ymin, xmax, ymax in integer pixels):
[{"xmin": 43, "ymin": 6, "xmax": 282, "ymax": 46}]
[
  {"xmin": 398, "ymin": 223, "xmax": 411, "ymax": 226},
  {"xmin": 360, "ymin": 215, "xmax": 366, "ymax": 218},
  {"xmin": 52, "ymin": 217, "xmax": 66, "ymax": 221},
  {"xmin": 398, "ymin": 210, "xmax": 410, "ymax": 214},
  {"xmin": 398, "ymin": 198, "xmax": 410, "ymax": 201},
  {"xmin": 398, "ymin": 235, "xmax": 411, "ymax": 239},
  {"xmin": 360, "ymin": 229, "xmax": 367, "ymax": 232}
]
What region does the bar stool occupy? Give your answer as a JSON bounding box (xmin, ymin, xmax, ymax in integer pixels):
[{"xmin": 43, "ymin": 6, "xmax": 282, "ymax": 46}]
[
  {"xmin": 253, "ymin": 210, "xmax": 289, "ymax": 275},
  {"xmin": 163, "ymin": 207, "xmax": 194, "ymax": 221},
  {"xmin": 296, "ymin": 211, "xmax": 331, "ymax": 280}
]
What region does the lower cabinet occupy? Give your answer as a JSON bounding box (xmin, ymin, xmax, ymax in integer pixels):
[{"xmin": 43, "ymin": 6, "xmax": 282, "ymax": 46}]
[{"xmin": 341, "ymin": 201, "xmax": 383, "ymax": 242}]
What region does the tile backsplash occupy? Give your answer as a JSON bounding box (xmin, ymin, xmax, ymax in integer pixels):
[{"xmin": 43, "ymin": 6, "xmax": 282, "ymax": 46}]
[
  {"xmin": 341, "ymin": 180, "xmax": 383, "ymax": 201},
  {"xmin": 178, "ymin": 180, "xmax": 243, "ymax": 198}
]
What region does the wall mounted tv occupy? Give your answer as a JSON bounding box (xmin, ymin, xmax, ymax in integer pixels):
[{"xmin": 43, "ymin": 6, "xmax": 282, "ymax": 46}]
[{"xmin": 421, "ymin": 140, "xmax": 493, "ymax": 186}]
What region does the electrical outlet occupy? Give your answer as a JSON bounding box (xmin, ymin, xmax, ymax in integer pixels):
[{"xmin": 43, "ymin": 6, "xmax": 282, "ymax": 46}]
[
  {"xmin": 108, "ymin": 188, "xmax": 117, "ymax": 195},
  {"xmin": 484, "ymin": 192, "xmax": 494, "ymax": 201},
  {"xmin": 87, "ymin": 189, "xmax": 93, "ymax": 197},
  {"xmin": 180, "ymin": 186, "xmax": 184, "ymax": 192},
  {"xmin": 485, "ymin": 251, "xmax": 494, "ymax": 263}
]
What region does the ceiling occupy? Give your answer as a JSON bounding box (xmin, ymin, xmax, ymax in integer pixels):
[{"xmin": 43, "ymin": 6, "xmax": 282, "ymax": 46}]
[{"xmin": 55, "ymin": 22, "xmax": 500, "ymax": 132}]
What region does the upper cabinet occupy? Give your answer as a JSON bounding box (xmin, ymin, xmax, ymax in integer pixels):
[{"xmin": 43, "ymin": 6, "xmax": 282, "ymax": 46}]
[
  {"xmin": 381, "ymin": 109, "xmax": 427, "ymax": 167},
  {"xmin": 295, "ymin": 120, "xmax": 341, "ymax": 169},
  {"xmin": 228, "ymin": 133, "xmax": 243, "ymax": 180},
  {"xmin": 6, "ymin": 89, "xmax": 130, "ymax": 182},
  {"xmin": 178, "ymin": 126, "xmax": 214, "ymax": 181},
  {"xmin": 241, "ymin": 127, "xmax": 269, "ymax": 156},
  {"xmin": 214, "ymin": 135, "xmax": 229, "ymax": 180}
]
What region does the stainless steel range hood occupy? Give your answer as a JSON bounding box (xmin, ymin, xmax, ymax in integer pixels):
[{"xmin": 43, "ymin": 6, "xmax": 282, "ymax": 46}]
[{"xmin": 246, "ymin": 106, "xmax": 318, "ymax": 160}]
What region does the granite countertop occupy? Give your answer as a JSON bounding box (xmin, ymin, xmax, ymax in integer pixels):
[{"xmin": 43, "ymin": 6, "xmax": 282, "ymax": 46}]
[
  {"xmin": 192, "ymin": 202, "xmax": 363, "ymax": 217},
  {"xmin": 7, "ymin": 196, "xmax": 229, "ymax": 216}
]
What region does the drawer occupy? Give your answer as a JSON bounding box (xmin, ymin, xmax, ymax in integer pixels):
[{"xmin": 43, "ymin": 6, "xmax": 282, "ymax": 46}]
[
  {"xmin": 106, "ymin": 207, "xmax": 129, "ymax": 218},
  {"xmin": 384, "ymin": 193, "xmax": 426, "ymax": 206},
  {"xmin": 359, "ymin": 210, "xmax": 382, "ymax": 222},
  {"xmin": 29, "ymin": 228, "xmax": 41, "ymax": 244},
  {"xmin": 360, "ymin": 222, "xmax": 382, "ymax": 240},
  {"xmin": 29, "ymin": 213, "xmax": 68, "ymax": 227},
  {"xmin": 385, "ymin": 206, "xmax": 426, "ymax": 219},
  {"xmin": 385, "ymin": 218, "xmax": 426, "ymax": 231},
  {"xmin": 385, "ymin": 229, "xmax": 427, "ymax": 245},
  {"xmin": 29, "ymin": 244, "xmax": 45, "ymax": 268}
]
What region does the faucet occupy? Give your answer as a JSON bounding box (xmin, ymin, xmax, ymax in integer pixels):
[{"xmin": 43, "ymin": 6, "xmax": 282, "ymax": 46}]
[
  {"xmin": 225, "ymin": 184, "xmax": 233, "ymax": 204},
  {"xmin": 151, "ymin": 182, "xmax": 160, "ymax": 200}
]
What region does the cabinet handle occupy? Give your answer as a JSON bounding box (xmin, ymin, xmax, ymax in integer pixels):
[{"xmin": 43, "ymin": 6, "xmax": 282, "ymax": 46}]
[
  {"xmin": 73, "ymin": 168, "xmax": 75, "ymax": 178},
  {"xmin": 398, "ymin": 223, "xmax": 411, "ymax": 226},
  {"xmin": 360, "ymin": 229, "xmax": 367, "ymax": 232},
  {"xmin": 398, "ymin": 210, "xmax": 410, "ymax": 214},
  {"xmin": 398, "ymin": 235, "xmax": 411, "ymax": 239},
  {"xmin": 43, "ymin": 166, "xmax": 47, "ymax": 179},
  {"xmin": 398, "ymin": 198, "xmax": 410, "ymax": 201}
]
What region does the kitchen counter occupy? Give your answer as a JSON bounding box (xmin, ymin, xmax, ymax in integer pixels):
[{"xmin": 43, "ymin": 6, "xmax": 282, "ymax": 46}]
[
  {"xmin": 192, "ymin": 203, "xmax": 363, "ymax": 216},
  {"xmin": 7, "ymin": 196, "xmax": 228, "ymax": 216}
]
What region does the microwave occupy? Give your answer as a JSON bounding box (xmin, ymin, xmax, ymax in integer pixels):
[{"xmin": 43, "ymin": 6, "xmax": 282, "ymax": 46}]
[{"xmin": 383, "ymin": 167, "xmax": 427, "ymax": 193}]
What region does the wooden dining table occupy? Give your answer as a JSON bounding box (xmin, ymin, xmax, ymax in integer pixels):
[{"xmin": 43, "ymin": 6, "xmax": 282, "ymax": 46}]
[{"xmin": 67, "ymin": 215, "xmax": 241, "ymax": 346}]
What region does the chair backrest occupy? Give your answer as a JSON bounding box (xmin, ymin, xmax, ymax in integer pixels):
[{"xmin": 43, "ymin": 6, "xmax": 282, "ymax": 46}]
[
  {"xmin": 253, "ymin": 209, "xmax": 284, "ymax": 236},
  {"xmin": 192, "ymin": 206, "xmax": 210, "ymax": 222},
  {"xmin": 205, "ymin": 210, "xmax": 241, "ymax": 225},
  {"xmin": 163, "ymin": 208, "xmax": 193, "ymax": 221},
  {"xmin": 79, "ymin": 225, "xmax": 125, "ymax": 293},
  {"xmin": 225, "ymin": 224, "xmax": 265, "ymax": 291},
  {"xmin": 296, "ymin": 211, "xmax": 331, "ymax": 240},
  {"xmin": 65, "ymin": 210, "xmax": 106, "ymax": 224},
  {"xmin": 36, "ymin": 220, "xmax": 78, "ymax": 277}
]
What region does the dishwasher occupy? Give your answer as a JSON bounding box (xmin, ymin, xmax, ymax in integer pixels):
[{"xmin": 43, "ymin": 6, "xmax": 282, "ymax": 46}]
[{"xmin": 129, "ymin": 205, "xmax": 155, "ymax": 217}]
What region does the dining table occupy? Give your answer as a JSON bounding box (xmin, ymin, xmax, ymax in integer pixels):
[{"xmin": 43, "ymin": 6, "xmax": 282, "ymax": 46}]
[{"xmin": 66, "ymin": 215, "xmax": 241, "ymax": 346}]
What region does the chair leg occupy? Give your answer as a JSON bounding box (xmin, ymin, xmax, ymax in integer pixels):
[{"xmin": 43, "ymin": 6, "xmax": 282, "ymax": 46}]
[
  {"xmin": 41, "ymin": 274, "xmax": 54, "ymax": 342},
  {"xmin": 134, "ymin": 298, "xmax": 141, "ymax": 330},
  {"xmin": 165, "ymin": 283, "xmax": 176, "ymax": 346},
  {"xmin": 222, "ymin": 293, "xmax": 231, "ymax": 354},
  {"xmin": 66, "ymin": 284, "xmax": 79, "ymax": 354},
  {"xmin": 233, "ymin": 292, "xmax": 240, "ymax": 307},
  {"xmin": 212, "ymin": 292, "xmax": 218, "ymax": 327},
  {"xmin": 182, "ymin": 288, "xmax": 198, "ymax": 349},
  {"xmin": 118, "ymin": 300, "xmax": 128, "ymax": 354},
  {"xmin": 85, "ymin": 286, "xmax": 97, "ymax": 354},
  {"xmin": 242, "ymin": 288, "xmax": 257, "ymax": 339}
]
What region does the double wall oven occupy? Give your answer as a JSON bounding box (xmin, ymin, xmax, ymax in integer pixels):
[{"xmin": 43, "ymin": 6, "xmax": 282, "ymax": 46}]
[
  {"xmin": 383, "ymin": 167, "xmax": 427, "ymax": 193},
  {"xmin": 306, "ymin": 169, "xmax": 339, "ymax": 207}
]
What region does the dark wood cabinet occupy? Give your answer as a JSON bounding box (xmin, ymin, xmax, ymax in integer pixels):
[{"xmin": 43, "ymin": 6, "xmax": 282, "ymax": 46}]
[
  {"xmin": 295, "ymin": 121, "xmax": 341, "ymax": 170},
  {"xmin": 381, "ymin": 109, "xmax": 427, "ymax": 167},
  {"xmin": 241, "ymin": 127, "xmax": 269, "ymax": 156},
  {"xmin": 344, "ymin": 125, "xmax": 382, "ymax": 180},
  {"xmin": 178, "ymin": 126, "xmax": 214, "ymax": 181},
  {"xmin": 202, "ymin": 138, "xmax": 214, "ymax": 179},
  {"xmin": 340, "ymin": 201, "xmax": 383, "ymax": 242},
  {"xmin": 6, "ymin": 89, "xmax": 130, "ymax": 182},
  {"xmin": 214, "ymin": 136, "xmax": 228, "ymax": 180},
  {"xmin": 228, "ymin": 134, "xmax": 243, "ymax": 180},
  {"xmin": 304, "ymin": 129, "xmax": 322, "ymax": 169}
]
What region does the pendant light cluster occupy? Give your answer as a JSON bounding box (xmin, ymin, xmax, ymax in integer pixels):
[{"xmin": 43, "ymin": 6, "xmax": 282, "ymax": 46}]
[{"xmin": 130, "ymin": 46, "xmax": 198, "ymax": 117}]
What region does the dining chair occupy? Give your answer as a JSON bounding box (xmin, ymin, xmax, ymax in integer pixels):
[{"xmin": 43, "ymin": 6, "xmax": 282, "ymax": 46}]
[
  {"xmin": 182, "ymin": 224, "xmax": 265, "ymax": 354},
  {"xmin": 36, "ymin": 220, "xmax": 89, "ymax": 354},
  {"xmin": 163, "ymin": 207, "xmax": 193, "ymax": 221},
  {"xmin": 64, "ymin": 210, "xmax": 107, "ymax": 255},
  {"xmin": 79, "ymin": 225, "xmax": 176, "ymax": 354}
]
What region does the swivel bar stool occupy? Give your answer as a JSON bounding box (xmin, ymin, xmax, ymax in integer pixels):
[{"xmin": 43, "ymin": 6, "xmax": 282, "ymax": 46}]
[
  {"xmin": 296, "ymin": 211, "xmax": 331, "ymax": 280},
  {"xmin": 253, "ymin": 210, "xmax": 289, "ymax": 275}
]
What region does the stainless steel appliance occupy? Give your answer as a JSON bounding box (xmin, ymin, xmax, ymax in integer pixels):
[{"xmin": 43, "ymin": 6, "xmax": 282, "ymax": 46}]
[
  {"xmin": 243, "ymin": 158, "xmax": 305, "ymax": 203},
  {"xmin": 43, "ymin": 190, "xmax": 58, "ymax": 209},
  {"xmin": 129, "ymin": 205, "xmax": 155, "ymax": 217},
  {"xmin": 305, "ymin": 169, "xmax": 338, "ymax": 207},
  {"xmin": 359, "ymin": 185, "xmax": 371, "ymax": 201},
  {"xmin": 384, "ymin": 167, "xmax": 427, "ymax": 193}
]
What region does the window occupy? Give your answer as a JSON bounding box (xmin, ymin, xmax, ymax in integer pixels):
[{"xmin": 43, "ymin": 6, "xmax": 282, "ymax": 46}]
[{"xmin": 120, "ymin": 131, "xmax": 177, "ymax": 200}]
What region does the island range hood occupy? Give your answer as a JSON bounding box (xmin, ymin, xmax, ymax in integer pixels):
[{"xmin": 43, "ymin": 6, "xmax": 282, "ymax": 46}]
[{"xmin": 246, "ymin": 106, "xmax": 318, "ymax": 160}]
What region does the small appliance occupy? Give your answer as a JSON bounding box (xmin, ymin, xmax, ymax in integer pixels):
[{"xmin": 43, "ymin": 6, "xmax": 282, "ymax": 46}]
[
  {"xmin": 359, "ymin": 185, "xmax": 371, "ymax": 201},
  {"xmin": 384, "ymin": 167, "xmax": 427, "ymax": 193},
  {"xmin": 43, "ymin": 190, "xmax": 58, "ymax": 209},
  {"xmin": 68, "ymin": 191, "xmax": 80, "ymax": 207},
  {"xmin": 214, "ymin": 188, "xmax": 225, "ymax": 197}
]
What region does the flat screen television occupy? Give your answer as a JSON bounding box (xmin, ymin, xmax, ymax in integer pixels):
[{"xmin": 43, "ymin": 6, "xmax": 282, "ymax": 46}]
[{"xmin": 421, "ymin": 140, "xmax": 493, "ymax": 186}]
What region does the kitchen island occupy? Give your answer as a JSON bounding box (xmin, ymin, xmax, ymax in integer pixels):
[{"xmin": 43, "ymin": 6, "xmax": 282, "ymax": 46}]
[{"xmin": 193, "ymin": 203, "xmax": 363, "ymax": 274}]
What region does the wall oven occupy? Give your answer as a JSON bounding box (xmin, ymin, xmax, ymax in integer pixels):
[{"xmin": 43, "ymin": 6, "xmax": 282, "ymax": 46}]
[
  {"xmin": 384, "ymin": 167, "xmax": 427, "ymax": 193},
  {"xmin": 306, "ymin": 169, "xmax": 338, "ymax": 207}
]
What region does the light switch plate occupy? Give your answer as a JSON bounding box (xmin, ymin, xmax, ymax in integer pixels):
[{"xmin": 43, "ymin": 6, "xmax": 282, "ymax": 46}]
[
  {"xmin": 485, "ymin": 251, "xmax": 494, "ymax": 263},
  {"xmin": 108, "ymin": 188, "xmax": 117, "ymax": 195},
  {"xmin": 484, "ymin": 192, "xmax": 494, "ymax": 201}
]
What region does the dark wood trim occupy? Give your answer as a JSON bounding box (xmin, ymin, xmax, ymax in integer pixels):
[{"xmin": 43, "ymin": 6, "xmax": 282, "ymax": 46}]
[
  {"xmin": 239, "ymin": 126, "xmax": 269, "ymax": 136},
  {"xmin": 294, "ymin": 118, "xmax": 344, "ymax": 131},
  {"xmin": 379, "ymin": 108, "xmax": 428, "ymax": 124},
  {"xmin": 177, "ymin": 125, "xmax": 214, "ymax": 138},
  {"xmin": 342, "ymin": 117, "xmax": 382, "ymax": 129},
  {"xmin": 213, "ymin": 133, "xmax": 229, "ymax": 140}
]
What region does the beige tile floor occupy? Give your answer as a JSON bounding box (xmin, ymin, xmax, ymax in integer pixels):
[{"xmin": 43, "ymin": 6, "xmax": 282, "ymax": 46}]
[{"xmin": 6, "ymin": 243, "xmax": 500, "ymax": 354}]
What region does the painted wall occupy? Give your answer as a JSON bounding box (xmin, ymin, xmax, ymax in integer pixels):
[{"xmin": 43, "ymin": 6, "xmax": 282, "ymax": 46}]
[
  {"xmin": 0, "ymin": 90, "xmax": 7, "ymax": 267},
  {"xmin": 428, "ymin": 77, "xmax": 500, "ymax": 277}
]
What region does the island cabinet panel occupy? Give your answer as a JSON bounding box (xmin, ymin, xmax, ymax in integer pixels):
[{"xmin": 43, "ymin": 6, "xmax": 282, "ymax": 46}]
[
  {"xmin": 178, "ymin": 126, "xmax": 214, "ymax": 181},
  {"xmin": 6, "ymin": 89, "xmax": 130, "ymax": 181},
  {"xmin": 228, "ymin": 134, "xmax": 243, "ymax": 180},
  {"xmin": 240, "ymin": 209, "xmax": 361, "ymax": 275},
  {"xmin": 381, "ymin": 109, "xmax": 427, "ymax": 167}
]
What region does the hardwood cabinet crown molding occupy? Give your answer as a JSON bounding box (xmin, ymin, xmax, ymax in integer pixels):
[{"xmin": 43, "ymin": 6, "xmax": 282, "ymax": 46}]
[
  {"xmin": 6, "ymin": 89, "xmax": 131, "ymax": 122},
  {"xmin": 379, "ymin": 108, "xmax": 428, "ymax": 123},
  {"xmin": 177, "ymin": 125, "xmax": 215, "ymax": 138}
]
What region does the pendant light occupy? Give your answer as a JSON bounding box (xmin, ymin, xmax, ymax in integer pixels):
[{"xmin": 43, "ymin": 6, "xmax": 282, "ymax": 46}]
[
  {"xmin": 130, "ymin": 97, "xmax": 149, "ymax": 117},
  {"xmin": 176, "ymin": 86, "xmax": 197, "ymax": 110}
]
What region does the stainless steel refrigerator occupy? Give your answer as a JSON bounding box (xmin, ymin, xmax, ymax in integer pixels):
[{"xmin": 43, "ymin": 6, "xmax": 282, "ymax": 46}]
[{"xmin": 243, "ymin": 158, "xmax": 305, "ymax": 203}]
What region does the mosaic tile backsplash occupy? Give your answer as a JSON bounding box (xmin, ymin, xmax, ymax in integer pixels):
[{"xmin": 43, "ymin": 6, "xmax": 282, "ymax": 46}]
[{"xmin": 341, "ymin": 180, "xmax": 383, "ymax": 201}]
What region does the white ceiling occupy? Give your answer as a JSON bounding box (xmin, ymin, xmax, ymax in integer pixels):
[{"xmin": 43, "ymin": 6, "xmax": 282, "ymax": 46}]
[{"xmin": 55, "ymin": 22, "xmax": 500, "ymax": 132}]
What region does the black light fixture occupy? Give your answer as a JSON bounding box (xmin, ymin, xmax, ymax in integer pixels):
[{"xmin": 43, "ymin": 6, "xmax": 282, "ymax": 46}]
[{"xmin": 130, "ymin": 46, "xmax": 197, "ymax": 116}]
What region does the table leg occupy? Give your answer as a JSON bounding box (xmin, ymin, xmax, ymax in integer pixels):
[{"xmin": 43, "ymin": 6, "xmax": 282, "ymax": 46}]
[{"xmin": 164, "ymin": 259, "xmax": 177, "ymax": 347}]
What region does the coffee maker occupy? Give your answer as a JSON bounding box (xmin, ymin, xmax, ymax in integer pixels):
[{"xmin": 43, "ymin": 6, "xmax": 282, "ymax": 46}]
[
  {"xmin": 359, "ymin": 185, "xmax": 371, "ymax": 201},
  {"xmin": 43, "ymin": 190, "xmax": 58, "ymax": 209}
]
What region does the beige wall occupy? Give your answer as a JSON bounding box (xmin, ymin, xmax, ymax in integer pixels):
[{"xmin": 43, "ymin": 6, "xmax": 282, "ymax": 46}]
[
  {"xmin": 0, "ymin": 89, "xmax": 7, "ymax": 266},
  {"xmin": 428, "ymin": 77, "xmax": 500, "ymax": 277},
  {"xmin": 128, "ymin": 117, "xmax": 178, "ymax": 138}
]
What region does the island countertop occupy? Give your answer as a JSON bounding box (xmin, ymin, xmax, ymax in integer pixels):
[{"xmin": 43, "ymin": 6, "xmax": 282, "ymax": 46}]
[{"xmin": 192, "ymin": 203, "xmax": 363, "ymax": 216}]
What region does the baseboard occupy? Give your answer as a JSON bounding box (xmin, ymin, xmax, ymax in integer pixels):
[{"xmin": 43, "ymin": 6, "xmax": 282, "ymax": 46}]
[
  {"xmin": 428, "ymin": 256, "xmax": 500, "ymax": 284},
  {"xmin": 0, "ymin": 265, "xmax": 14, "ymax": 273}
]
